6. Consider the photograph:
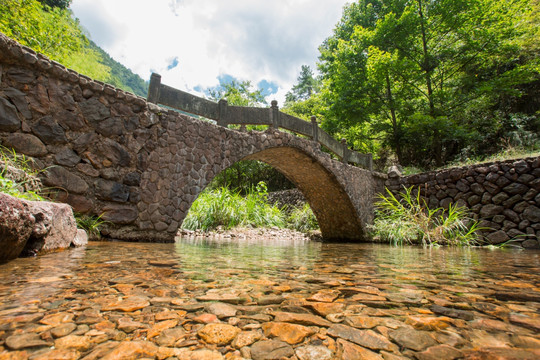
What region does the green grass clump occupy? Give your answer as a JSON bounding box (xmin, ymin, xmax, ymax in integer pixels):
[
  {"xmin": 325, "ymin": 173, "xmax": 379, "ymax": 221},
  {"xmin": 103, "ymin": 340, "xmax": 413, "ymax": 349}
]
[
  {"xmin": 370, "ymin": 186, "xmax": 481, "ymax": 246},
  {"xmin": 0, "ymin": 146, "xmax": 45, "ymax": 201},
  {"xmin": 182, "ymin": 182, "xmax": 286, "ymax": 231},
  {"xmin": 286, "ymin": 203, "xmax": 319, "ymax": 233},
  {"xmin": 75, "ymin": 213, "xmax": 107, "ymax": 239}
]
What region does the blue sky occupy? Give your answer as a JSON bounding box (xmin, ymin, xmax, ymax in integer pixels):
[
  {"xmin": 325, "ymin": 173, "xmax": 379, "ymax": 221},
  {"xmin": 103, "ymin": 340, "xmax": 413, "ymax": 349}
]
[{"xmin": 71, "ymin": 0, "xmax": 350, "ymax": 104}]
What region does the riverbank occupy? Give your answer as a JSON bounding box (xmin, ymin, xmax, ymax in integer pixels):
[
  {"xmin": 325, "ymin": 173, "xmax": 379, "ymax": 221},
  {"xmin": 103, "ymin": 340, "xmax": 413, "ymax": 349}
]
[{"xmin": 179, "ymin": 227, "xmax": 321, "ymax": 242}]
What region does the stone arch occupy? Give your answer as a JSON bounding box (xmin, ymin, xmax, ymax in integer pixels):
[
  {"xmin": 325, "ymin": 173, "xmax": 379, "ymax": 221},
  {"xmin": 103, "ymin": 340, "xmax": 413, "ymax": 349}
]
[
  {"xmin": 175, "ymin": 134, "xmax": 369, "ymax": 241},
  {"xmin": 244, "ymin": 146, "xmax": 365, "ymax": 240}
]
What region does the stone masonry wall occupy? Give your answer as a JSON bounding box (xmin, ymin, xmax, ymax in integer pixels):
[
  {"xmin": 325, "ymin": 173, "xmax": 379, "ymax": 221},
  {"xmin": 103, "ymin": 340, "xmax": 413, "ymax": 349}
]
[
  {"xmin": 386, "ymin": 157, "xmax": 540, "ymax": 248},
  {"xmin": 0, "ymin": 33, "xmax": 385, "ymax": 242}
]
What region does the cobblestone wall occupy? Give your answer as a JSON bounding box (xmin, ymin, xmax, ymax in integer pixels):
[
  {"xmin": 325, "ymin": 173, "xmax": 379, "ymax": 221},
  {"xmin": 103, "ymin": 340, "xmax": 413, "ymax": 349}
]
[
  {"xmin": 0, "ymin": 34, "xmax": 385, "ymax": 242},
  {"xmin": 386, "ymin": 157, "xmax": 540, "ymax": 248}
]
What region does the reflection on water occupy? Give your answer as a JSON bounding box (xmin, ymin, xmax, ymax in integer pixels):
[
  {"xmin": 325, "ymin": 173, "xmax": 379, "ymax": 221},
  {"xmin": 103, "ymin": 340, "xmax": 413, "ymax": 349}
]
[{"xmin": 0, "ymin": 237, "xmax": 539, "ymax": 359}]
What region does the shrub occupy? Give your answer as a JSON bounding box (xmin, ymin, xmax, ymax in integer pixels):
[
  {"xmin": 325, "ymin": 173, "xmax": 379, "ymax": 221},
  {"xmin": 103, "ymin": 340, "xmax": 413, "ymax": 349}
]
[{"xmin": 286, "ymin": 203, "xmax": 319, "ymax": 233}]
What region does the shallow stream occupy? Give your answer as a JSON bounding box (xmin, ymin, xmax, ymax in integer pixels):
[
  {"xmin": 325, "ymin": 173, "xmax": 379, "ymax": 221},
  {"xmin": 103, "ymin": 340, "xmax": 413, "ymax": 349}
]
[{"xmin": 0, "ymin": 238, "xmax": 539, "ymax": 359}]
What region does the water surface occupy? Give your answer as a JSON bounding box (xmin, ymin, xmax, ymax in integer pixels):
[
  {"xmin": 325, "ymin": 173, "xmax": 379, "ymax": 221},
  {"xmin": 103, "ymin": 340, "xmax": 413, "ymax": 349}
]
[{"xmin": 0, "ymin": 238, "xmax": 539, "ymax": 359}]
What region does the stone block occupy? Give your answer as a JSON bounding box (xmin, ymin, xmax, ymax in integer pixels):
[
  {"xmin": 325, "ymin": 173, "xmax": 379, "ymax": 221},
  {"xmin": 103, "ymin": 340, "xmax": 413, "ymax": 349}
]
[
  {"xmin": 102, "ymin": 204, "xmax": 138, "ymax": 224},
  {"xmin": 94, "ymin": 178, "xmax": 130, "ymax": 203},
  {"xmin": 521, "ymin": 239, "xmax": 539, "ymax": 249},
  {"xmin": 491, "ymin": 192, "xmax": 509, "ymax": 205},
  {"xmin": 0, "ymin": 97, "xmax": 21, "ymax": 131},
  {"xmin": 523, "ymin": 206, "xmax": 540, "ymax": 223},
  {"xmin": 3, "ymin": 133, "xmax": 47, "ymax": 157},
  {"xmin": 486, "ymin": 230, "xmax": 509, "ymax": 245},
  {"xmin": 513, "ymin": 159, "xmax": 529, "ymax": 174},
  {"xmin": 42, "ymin": 166, "xmax": 88, "ymax": 194},
  {"xmin": 503, "ymin": 183, "xmax": 529, "ymax": 195},
  {"xmin": 4, "ymin": 87, "xmax": 31, "ymax": 119},
  {"xmin": 31, "ymin": 115, "xmax": 68, "ymax": 145},
  {"xmin": 54, "ymin": 147, "xmax": 81, "ymax": 167}
]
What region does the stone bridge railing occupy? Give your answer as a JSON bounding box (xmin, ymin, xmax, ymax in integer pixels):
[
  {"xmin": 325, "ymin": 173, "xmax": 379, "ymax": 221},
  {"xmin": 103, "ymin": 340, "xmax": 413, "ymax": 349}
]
[{"xmin": 147, "ymin": 73, "xmax": 373, "ymax": 170}]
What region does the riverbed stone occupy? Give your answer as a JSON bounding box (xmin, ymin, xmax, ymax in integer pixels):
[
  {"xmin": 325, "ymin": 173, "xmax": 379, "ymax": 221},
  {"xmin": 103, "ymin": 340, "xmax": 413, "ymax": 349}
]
[
  {"xmin": 51, "ymin": 323, "xmax": 77, "ymax": 338},
  {"xmin": 295, "ymin": 345, "xmax": 333, "ymax": 360},
  {"xmin": 328, "ymin": 324, "xmax": 397, "ymax": 352},
  {"xmin": 101, "ymin": 295, "xmax": 150, "ymax": 312},
  {"xmin": 415, "ymin": 344, "xmax": 462, "ymax": 360},
  {"xmin": 388, "ymin": 327, "xmax": 437, "ymax": 351},
  {"xmin": 232, "ymin": 330, "xmax": 263, "ymax": 349},
  {"xmin": 262, "ymin": 322, "xmax": 316, "ymax": 345},
  {"xmin": 5, "ymin": 333, "xmax": 49, "ymax": 350},
  {"xmin": 250, "ymin": 339, "xmax": 294, "ymax": 360},
  {"xmin": 273, "ymin": 311, "xmax": 331, "ymax": 327},
  {"xmin": 100, "ymin": 341, "xmax": 158, "ymax": 360},
  {"xmin": 206, "ymin": 302, "xmax": 238, "ymax": 318},
  {"xmin": 54, "ymin": 335, "xmax": 93, "ymax": 352},
  {"xmin": 197, "ymin": 323, "xmax": 240, "ymax": 345},
  {"xmin": 336, "ymin": 339, "xmax": 383, "ymax": 360}
]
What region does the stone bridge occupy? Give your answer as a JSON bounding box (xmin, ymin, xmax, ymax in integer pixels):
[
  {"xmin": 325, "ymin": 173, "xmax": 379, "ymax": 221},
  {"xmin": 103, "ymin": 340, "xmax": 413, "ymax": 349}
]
[{"xmin": 0, "ymin": 34, "xmax": 386, "ymax": 242}]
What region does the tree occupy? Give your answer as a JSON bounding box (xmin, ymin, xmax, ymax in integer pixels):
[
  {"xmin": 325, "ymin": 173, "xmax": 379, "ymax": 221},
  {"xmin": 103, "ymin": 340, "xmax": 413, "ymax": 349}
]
[
  {"xmin": 207, "ymin": 80, "xmax": 266, "ymax": 107},
  {"xmin": 205, "ymin": 79, "xmax": 293, "ymax": 192},
  {"xmin": 38, "ymin": 0, "xmax": 72, "ymax": 9},
  {"xmin": 318, "ymin": 0, "xmax": 538, "ymax": 168},
  {"xmin": 285, "ymin": 65, "xmax": 319, "ymax": 104}
]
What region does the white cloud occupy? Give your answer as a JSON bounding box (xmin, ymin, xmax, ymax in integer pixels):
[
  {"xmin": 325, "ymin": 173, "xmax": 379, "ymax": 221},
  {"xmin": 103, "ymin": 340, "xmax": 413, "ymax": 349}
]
[{"xmin": 71, "ymin": 0, "xmax": 349, "ymax": 104}]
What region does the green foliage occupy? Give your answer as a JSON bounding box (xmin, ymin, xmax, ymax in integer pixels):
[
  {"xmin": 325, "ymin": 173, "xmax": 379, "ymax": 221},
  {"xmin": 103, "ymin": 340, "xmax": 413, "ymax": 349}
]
[
  {"xmin": 286, "ymin": 203, "xmax": 319, "ymax": 233},
  {"xmin": 182, "ymin": 182, "xmax": 286, "ymax": 231},
  {"xmin": 0, "ymin": 146, "xmax": 44, "ymax": 201},
  {"xmin": 0, "ymin": 0, "xmax": 85, "ymax": 64},
  {"xmin": 207, "ymin": 80, "xmax": 266, "ymax": 107},
  {"xmin": 75, "ymin": 213, "xmax": 107, "ymax": 239},
  {"xmin": 370, "ymin": 186, "xmax": 481, "ymax": 246},
  {"xmin": 182, "ymin": 182, "xmax": 320, "ymax": 234},
  {"xmin": 210, "ymin": 160, "xmax": 293, "ymax": 195},
  {"xmin": 0, "ymin": 0, "xmax": 148, "ymax": 98},
  {"xmin": 88, "ymin": 41, "xmax": 148, "ymax": 97},
  {"xmin": 0, "ymin": 176, "xmax": 44, "ymax": 201},
  {"xmin": 316, "ymin": 0, "xmax": 539, "ymax": 168},
  {"xmin": 285, "ymin": 65, "xmax": 320, "ymax": 104},
  {"xmin": 38, "ymin": 0, "xmax": 71, "ymax": 9}
]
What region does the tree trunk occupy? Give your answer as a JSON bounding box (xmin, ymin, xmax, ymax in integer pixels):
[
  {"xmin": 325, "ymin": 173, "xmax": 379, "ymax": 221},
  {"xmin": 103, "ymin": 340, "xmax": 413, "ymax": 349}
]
[
  {"xmin": 417, "ymin": 0, "xmax": 442, "ymax": 166},
  {"xmin": 386, "ymin": 73, "xmax": 402, "ymax": 164}
]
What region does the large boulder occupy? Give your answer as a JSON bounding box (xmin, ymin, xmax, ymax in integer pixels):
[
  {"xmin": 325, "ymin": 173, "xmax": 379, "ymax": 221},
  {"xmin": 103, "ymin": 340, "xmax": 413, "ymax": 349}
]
[
  {"xmin": 23, "ymin": 200, "xmax": 78, "ymax": 255},
  {"xmin": 0, "ymin": 193, "xmax": 35, "ymax": 262}
]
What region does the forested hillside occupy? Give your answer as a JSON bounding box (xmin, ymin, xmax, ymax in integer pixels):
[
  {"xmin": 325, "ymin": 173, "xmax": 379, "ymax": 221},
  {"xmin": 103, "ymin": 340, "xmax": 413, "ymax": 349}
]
[{"xmin": 0, "ymin": 0, "xmax": 148, "ymax": 97}]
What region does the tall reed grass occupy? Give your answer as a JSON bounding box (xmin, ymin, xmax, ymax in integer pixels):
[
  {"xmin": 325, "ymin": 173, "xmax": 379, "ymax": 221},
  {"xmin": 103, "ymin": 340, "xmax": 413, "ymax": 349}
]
[
  {"xmin": 182, "ymin": 182, "xmax": 319, "ymax": 233},
  {"xmin": 370, "ymin": 186, "xmax": 482, "ymax": 246}
]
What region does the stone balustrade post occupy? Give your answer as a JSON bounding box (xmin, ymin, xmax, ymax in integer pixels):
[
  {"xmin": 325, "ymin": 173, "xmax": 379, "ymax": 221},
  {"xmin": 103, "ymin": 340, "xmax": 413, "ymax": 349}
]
[
  {"xmin": 147, "ymin": 73, "xmax": 161, "ymax": 103},
  {"xmin": 341, "ymin": 138, "xmax": 350, "ymax": 164},
  {"xmin": 270, "ymin": 100, "xmax": 280, "ymax": 129},
  {"xmin": 217, "ymin": 99, "xmax": 228, "ymax": 127},
  {"xmin": 367, "ymin": 153, "xmax": 373, "ymax": 171},
  {"xmin": 311, "ymin": 116, "xmax": 319, "ymax": 143}
]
